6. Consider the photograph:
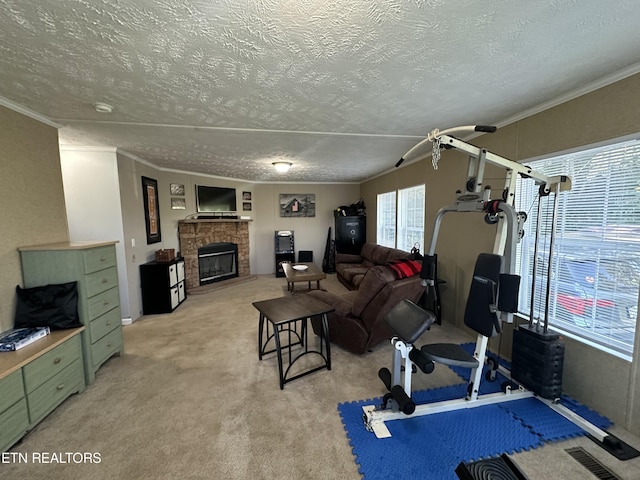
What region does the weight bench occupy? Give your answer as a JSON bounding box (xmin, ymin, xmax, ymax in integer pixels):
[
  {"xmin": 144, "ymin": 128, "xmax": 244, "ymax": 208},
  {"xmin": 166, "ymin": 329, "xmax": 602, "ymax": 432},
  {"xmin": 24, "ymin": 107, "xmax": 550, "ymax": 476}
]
[
  {"xmin": 364, "ymin": 253, "xmax": 531, "ymax": 438},
  {"xmin": 363, "ymin": 254, "xmax": 633, "ymax": 463}
]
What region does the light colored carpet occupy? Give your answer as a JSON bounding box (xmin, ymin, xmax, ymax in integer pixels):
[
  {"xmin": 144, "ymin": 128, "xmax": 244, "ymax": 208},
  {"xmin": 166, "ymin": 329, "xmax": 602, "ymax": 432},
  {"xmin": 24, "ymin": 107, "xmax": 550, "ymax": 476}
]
[{"xmin": 4, "ymin": 274, "xmax": 640, "ymax": 479}]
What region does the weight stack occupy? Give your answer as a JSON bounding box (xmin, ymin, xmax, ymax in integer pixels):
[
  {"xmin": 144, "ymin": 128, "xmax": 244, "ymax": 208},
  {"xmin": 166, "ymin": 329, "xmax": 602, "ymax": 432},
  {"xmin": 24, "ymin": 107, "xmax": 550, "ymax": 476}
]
[{"xmin": 511, "ymin": 325, "xmax": 565, "ymax": 400}]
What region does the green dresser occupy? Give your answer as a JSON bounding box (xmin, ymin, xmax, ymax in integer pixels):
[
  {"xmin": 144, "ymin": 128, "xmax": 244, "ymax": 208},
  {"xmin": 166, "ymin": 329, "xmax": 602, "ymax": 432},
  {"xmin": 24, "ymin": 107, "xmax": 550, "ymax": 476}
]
[
  {"xmin": 19, "ymin": 241, "xmax": 124, "ymax": 385},
  {"xmin": 0, "ymin": 328, "xmax": 84, "ymax": 452}
]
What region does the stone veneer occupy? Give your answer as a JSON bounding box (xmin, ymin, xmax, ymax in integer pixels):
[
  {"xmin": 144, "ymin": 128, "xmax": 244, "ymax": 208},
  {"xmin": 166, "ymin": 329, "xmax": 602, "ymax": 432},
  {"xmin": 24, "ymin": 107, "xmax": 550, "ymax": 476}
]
[{"xmin": 178, "ymin": 219, "xmax": 251, "ymax": 291}]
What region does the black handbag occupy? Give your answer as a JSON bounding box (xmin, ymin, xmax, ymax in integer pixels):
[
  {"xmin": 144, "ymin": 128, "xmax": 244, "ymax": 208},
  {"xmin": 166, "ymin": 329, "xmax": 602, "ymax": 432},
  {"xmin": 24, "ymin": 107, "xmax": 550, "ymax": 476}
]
[{"xmin": 14, "ymin": 281, "xmax": 81, "ymax": 330}]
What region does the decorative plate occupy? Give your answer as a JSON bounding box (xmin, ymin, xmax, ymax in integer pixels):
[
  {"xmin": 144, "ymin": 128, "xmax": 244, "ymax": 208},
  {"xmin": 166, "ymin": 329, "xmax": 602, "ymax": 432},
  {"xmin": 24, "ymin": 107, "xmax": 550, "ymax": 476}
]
[{"xmin": 292, "ymin": 265, "xmax": 309, "ymax": 271}]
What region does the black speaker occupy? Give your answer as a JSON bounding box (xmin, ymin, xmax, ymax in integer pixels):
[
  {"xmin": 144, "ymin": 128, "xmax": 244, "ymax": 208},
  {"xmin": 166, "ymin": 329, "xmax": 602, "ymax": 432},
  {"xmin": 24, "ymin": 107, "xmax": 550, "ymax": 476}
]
[{"xmin": 335, "ymin": 215, "xmax": 366, "ymax": 254}]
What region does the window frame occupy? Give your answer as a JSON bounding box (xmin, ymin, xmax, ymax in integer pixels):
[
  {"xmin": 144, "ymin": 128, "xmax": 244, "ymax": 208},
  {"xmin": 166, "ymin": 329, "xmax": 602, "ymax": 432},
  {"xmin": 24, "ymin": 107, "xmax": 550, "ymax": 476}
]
[
  {"xmin": 514, "ymin": 134, "xmax": 640, "ymax": 360},
  {"xmin": 376, "ymin": 184, "xmax": 425, "ymax": 252},
  {"xmin": 376, "ymin": 191, "xmax": 396, "ymax": 248}
]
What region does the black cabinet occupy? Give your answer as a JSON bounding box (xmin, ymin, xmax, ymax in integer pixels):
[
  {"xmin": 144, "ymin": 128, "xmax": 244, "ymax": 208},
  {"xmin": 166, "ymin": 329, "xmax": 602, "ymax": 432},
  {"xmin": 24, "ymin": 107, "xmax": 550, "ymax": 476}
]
[
  {"xmin": 140, "ymin": 258, "xmax": 187, "ymax": 314},
  {"xmin": 335, "ymin": 215, "xmax": 366, "ymax": 254}
]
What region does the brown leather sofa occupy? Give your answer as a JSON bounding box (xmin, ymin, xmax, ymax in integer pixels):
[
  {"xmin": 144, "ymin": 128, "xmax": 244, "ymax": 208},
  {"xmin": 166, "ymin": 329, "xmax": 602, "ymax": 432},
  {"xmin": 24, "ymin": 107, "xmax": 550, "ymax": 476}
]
[
  {"xmin": 335, "ymin": 242, "xmax": 413, "ymax": 290},
  {"xmin": 307, "ymin": 263, "xmax": 424, "ymax": 354}
]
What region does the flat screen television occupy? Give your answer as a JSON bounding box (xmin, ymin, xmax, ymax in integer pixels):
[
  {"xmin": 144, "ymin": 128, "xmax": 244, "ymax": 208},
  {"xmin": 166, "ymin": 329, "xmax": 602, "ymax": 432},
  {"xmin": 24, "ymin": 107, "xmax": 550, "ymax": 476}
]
[{"xmin": 196, "ymin": 185, "xmax": 237, "ymax": 213}]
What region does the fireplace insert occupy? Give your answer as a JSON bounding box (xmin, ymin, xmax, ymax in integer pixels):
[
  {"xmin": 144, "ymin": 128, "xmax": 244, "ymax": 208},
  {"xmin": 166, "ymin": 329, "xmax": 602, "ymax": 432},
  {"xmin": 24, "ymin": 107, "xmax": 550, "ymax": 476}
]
[{"xmin": 198, "ymin": 242, "xmax": 238, "ymax": 285}]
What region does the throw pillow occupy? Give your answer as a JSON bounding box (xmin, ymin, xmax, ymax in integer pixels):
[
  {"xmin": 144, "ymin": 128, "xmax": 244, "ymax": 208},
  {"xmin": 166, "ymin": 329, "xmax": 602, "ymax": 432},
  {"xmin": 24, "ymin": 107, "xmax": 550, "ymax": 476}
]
[{"xmin": 388, "ymin": 259, "xmax": 422, "ymax": 279}]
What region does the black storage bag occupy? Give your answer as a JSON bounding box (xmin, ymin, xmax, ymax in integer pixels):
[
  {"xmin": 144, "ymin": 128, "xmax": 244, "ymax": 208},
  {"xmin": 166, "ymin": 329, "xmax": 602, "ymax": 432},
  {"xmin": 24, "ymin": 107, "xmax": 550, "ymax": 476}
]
[{"xmin": 15, "ymin": 282, "xmax": 81, "ymax": 329}]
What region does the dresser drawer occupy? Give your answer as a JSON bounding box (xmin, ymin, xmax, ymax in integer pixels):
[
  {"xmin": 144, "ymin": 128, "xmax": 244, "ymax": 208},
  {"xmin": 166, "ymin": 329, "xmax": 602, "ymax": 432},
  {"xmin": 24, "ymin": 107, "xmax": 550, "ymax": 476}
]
[
  {"xmin": 89, "ymin": 307, "xmax": 121, "ymax": 344},
  {"xmin": 86, "ymin": 266, "xmax": 119, "ymax": 298},
  {"xmin": 83, "ymin": 246, "xmax": 117, "ymax": 274},
  {"xmin": 23, "ymin": 335, "xmax": 81, "ymax": 394},
  {"xmin": 0, "ymin": 398, "xmax": 29, "ymax": 452},
  {"xmin": 26, "ymin": 360, "xmax": 83, "ymax": 424},
  {"xmin": 87, "ymin": 287, "xmax": 120, "ymax": 321},
  {"xmin": 92, "ymin": 327, "xmax": 122, "ymax": 369},
  {"xmin": 0, "ymin": 370, "xmax": 25, "ymax": 413}
]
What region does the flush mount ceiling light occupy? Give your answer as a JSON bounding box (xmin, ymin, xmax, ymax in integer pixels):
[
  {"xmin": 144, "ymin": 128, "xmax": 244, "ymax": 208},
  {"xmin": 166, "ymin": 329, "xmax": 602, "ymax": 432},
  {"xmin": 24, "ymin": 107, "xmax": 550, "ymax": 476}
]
[
  {"xmin": 272, "ymin": 161, "xmax": 292, "ymax": 173},
  {"xmin": 94, "ymin": 102, "xmax": 113, "ymax": 113}
]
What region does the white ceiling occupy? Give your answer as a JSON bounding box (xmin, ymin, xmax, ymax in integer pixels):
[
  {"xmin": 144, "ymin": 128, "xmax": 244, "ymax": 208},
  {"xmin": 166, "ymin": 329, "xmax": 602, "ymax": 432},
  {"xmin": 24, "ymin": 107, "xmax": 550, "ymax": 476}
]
[{"xmin": 1, "ymin": 0, "xmax": 640, "ymax": 183}]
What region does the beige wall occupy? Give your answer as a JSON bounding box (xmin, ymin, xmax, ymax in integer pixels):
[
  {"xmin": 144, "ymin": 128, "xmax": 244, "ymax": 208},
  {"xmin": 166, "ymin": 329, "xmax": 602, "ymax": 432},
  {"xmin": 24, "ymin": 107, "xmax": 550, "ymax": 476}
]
[
  {"xmin": 112, "ymin": 150, "xmax": 360, "ymax": 319},
  {"xmin": 251, "ymin": 183, "xmax": 361, "ymax": 274},
  {"xmin": 361, "ymin": 72, "xmax": 640, "ymax": 432},
  {"xmin": 0, "ymin": 106, "xmax": 69, "ymax": 332},
  {"xmin": 2, "ymin": 72, "xmax": 639, "ymax": 431}
]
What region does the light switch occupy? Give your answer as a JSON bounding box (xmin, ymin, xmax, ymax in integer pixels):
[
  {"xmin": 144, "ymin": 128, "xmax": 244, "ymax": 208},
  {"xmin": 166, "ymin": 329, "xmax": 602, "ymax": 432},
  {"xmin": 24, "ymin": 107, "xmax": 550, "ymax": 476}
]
[{"xmin": 131, "ymin": 238, "xmax": 136, "ymax": 247}]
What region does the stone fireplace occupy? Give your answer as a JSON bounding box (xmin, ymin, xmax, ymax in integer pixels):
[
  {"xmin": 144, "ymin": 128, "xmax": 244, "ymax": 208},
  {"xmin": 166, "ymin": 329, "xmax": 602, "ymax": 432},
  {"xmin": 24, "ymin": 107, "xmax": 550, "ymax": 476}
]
[{"xmin": 178, "ymin": 219, "xmax": 251, "ymax": 290}]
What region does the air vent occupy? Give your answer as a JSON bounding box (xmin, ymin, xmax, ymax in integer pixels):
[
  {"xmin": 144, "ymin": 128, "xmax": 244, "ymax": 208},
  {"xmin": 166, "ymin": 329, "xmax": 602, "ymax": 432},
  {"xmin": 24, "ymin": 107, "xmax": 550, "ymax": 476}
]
[{"xmin": 565, "ymin": 447, "xmax": 622, "ymax": 480}]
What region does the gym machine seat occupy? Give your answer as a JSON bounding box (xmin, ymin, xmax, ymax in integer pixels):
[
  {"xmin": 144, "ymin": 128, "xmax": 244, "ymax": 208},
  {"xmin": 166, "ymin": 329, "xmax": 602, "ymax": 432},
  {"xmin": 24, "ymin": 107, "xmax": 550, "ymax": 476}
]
[{"xmin": 418, "ymin": 253, "xmax": 503, "ymax": 369}]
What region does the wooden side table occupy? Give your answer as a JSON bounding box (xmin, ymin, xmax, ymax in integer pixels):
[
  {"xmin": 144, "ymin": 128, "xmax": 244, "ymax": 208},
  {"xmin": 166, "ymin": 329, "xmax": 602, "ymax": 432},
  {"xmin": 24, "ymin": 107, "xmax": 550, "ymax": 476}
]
[{"xmin": 253, "ymin": 295, "xmax": 334, "ymax": 389}]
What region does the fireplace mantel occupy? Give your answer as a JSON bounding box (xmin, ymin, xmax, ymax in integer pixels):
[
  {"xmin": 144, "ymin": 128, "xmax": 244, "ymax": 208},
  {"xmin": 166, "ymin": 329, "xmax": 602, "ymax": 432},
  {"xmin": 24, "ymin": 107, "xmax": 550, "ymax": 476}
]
[
  {"xmin": 180, "ymin": 218, "xmax": 253, "ymax": 224},
  {"xmin": 178, "ymin": 219, "xmax": 251, "ymax": 291}
]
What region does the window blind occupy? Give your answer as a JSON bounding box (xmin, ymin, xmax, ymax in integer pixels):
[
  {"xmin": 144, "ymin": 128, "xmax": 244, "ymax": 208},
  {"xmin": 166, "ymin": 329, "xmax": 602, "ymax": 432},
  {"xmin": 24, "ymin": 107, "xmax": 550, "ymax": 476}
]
[
  {"xmin": 515, "ymin": 138, "xmax": 640, "ymax": 356},
  {"xmin": 376, "ymin": 191, "xmax": 396, "ymax": 248},
  {"xmin": 398, "ymin": 185, "xmax": 426, "ymax": 252}
]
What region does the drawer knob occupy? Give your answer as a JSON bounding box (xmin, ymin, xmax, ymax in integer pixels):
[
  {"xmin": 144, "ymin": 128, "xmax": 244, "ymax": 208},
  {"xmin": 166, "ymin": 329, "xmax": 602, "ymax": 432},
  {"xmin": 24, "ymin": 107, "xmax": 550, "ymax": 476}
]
[
  {"xmin": 57, "ymin": 384, "xmax": 65, "ymax": 390},
  {"xmin": 100, "ymin": 256, "xmax": 106, "ymax": 262},
  {"xmin": 54, "ymin": 357, "xmax": 61, "ymax": 364},
  {"xmin": 103, "ymin": 301, "xmax": 110, "ymax": 306},
  {"xmin": 107, "ymin": 342, "xmax": 113, "ymax": 347},
  {"xmin": 106, "ymin": 320, "xmax": 112, "ymax": 325},
  {"xmin": 102, "ymin": 278, "xmax": 108, "ymax": 283}
]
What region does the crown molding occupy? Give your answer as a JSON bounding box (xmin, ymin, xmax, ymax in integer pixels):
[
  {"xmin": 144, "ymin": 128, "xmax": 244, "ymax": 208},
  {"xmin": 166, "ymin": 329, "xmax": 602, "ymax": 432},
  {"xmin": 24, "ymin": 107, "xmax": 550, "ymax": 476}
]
[
  {"xmin": 59, "ymin": 145, "xmax": 117, "ymax": 153},
  {"xmin": 0, "ymin": 96, "xmax": 61, "ymax": 128}
]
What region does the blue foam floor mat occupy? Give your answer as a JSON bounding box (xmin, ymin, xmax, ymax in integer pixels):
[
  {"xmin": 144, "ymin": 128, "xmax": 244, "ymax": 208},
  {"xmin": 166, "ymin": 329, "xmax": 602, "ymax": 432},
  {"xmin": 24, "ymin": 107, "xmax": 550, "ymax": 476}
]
[{"xmin": 338, "ymin": 343, "xmax": 611, "ymax": 480}]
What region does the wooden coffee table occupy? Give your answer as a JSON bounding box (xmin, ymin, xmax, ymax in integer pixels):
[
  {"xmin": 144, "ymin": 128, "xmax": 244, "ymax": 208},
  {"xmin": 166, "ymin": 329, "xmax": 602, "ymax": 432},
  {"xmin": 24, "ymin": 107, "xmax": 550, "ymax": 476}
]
[{"xmin": 282, "ymin": 262, "xmax": 326, "ymax": 294}]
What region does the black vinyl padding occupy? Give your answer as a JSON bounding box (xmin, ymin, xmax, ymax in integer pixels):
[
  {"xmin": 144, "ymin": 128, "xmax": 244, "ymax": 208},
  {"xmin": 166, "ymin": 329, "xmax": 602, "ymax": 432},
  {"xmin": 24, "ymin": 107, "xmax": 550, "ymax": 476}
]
[
  {"xmin": 498, "ymin": 273, "xmax": 520, "ymax": 313},
  {"xmin": 384, "ymin": 299, "xmax": 436, "ymax": 344},
  {"xmin": 463, "ymin": 253, "xmax": 502, "ymax": 338},
  {"xmin": 420, "ymin": 255, "xmax": 436, "ymax": 281},
  {"xmin": 421, "ymin": 343, "xmax": 479, "ymax": 369}
]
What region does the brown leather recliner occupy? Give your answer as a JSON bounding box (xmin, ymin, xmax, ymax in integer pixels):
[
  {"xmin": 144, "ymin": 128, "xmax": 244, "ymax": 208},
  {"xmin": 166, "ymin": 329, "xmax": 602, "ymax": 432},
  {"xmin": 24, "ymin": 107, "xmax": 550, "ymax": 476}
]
[{"xmin": 307, "ymin": 264, "xmax": 424, "ymax": 354}]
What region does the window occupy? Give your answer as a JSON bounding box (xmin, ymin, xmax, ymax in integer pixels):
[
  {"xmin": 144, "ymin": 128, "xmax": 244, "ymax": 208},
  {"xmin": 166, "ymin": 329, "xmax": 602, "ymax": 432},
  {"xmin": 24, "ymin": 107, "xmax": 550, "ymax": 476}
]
[
  {"xmin": 377, "ymin": 185, "xmax": 425, "ymax": 251},
  {"xmin": 515, "ymin": 137, "xmax": 640, "ymax": 357},
  {"xmin": 376, "ymin": 191, "xmax": 396, "ymax": 248},
  {"xmin": 398, "ymin": 185, "xmax": 426, "ymax": 252}
]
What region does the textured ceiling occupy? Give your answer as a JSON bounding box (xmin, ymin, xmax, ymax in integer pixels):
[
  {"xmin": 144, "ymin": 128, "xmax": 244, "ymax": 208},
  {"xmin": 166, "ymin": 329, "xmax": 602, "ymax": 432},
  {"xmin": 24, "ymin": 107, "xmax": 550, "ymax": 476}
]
[{"xmin": 1, "ymin": 0, "xmax": 640, "ymax": 183}]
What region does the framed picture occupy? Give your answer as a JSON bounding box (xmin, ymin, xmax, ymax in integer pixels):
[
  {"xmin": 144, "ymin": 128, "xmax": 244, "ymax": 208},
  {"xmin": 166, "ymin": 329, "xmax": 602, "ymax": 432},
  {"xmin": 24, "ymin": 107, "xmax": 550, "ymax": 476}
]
[
  {"xmin": 142, "ymin": 176, "xmax": 162, "ymax": 244},
  {"xmin": 242, "ymin": 191, "xmax": 252, "ymax": 201},
  {"xmin": 243, "ymin": 202, "xmax": 252, "ymax": 211},
  {"xmin": 170, "ymin": 183, "xmax": 185, "ymax": 196},
  {"xmin": 279, "ymin": 193, "xmax": 316, "ymax": 217},
  {"xmin": 171, "ymin": 197, "xmax": 186, "ymax": 210}
]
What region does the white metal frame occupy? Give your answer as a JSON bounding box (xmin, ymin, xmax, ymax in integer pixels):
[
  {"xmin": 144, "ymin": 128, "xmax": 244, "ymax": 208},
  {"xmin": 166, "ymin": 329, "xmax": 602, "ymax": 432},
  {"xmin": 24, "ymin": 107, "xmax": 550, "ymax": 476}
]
[{"xmin": 363, "ymin": 127, "xmax": 610, "ymax": 444}]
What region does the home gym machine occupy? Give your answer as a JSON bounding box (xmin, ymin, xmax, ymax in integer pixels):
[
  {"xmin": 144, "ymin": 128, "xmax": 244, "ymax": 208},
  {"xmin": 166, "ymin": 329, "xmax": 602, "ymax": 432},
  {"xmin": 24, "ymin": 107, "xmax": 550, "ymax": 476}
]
[{"xmin": 363, "ymin": 125, "xmax": 637, "ymax": 460}]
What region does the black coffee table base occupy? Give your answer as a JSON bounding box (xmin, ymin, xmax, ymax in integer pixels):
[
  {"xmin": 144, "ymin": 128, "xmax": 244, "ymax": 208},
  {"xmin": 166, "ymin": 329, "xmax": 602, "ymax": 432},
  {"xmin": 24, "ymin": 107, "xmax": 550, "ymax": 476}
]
[{"xmin": 254, "ymin": 295, "xmax": 334, "ymax": 389}]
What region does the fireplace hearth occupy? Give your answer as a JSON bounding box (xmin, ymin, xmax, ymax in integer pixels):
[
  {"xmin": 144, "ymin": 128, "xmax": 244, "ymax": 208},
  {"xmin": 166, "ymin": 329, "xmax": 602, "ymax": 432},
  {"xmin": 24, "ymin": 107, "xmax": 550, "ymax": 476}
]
[{"xmin": 198, "ymin": 242, "xmax": 238, "ymax": 285}]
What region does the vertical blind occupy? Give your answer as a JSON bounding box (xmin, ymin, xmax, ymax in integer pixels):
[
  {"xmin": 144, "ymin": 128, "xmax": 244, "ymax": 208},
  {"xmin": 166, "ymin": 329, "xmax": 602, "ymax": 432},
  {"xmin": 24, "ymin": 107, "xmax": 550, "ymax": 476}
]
[
  {"xmin": 515, "ymin": 138, "xmax": 640, "ymax": 356},
  {"xmin": 377, "ymin": 185, "xmax": 425, "ymax": 252},
  {"xmin": 376, "ymin": 191, "xmax": 396, "ymax": 248},
  {"xmin": 398, "ymin": 185, "xmax": 426, "ymax": 252}
]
